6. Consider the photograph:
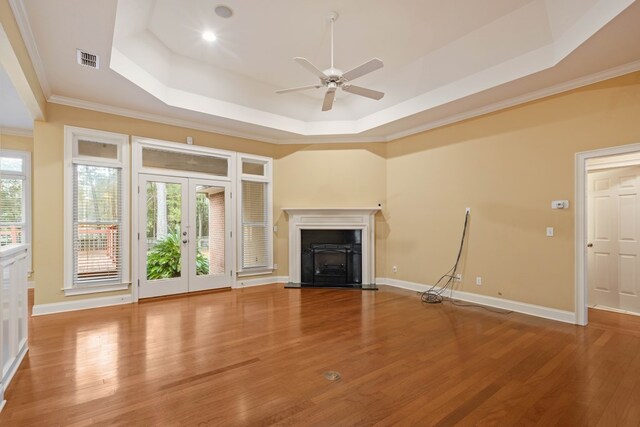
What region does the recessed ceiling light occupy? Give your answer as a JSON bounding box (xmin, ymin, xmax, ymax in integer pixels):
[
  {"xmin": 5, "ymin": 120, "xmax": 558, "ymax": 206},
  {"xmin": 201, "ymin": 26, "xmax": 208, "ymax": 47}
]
[
  {"xmin": 215, "ymin": 5, "xmax": 233, "ymax": 18},
  {"xmin": 202, "ymin": 31, "xmax": 217, "ymax": 42}
]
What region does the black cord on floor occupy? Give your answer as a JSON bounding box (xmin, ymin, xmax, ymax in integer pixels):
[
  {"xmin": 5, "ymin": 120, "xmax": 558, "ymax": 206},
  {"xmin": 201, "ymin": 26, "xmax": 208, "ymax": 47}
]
[
  {"xmin": 420, "ymin": 210, "xmax": 469, "ymax": 304},
  {"xmin": 419, "ymin": 211, "xmax": 511, "ymax": 315}
]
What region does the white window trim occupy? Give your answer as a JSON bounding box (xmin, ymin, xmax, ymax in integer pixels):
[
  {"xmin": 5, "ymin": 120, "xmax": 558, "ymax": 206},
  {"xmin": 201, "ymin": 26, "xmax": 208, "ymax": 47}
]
[
  {"xmin": 236, "ymin": 153, "xmax": 273, "ymax": 275},
  {"xmin": 0, "ymin": 149, "xmax": 32, "ymax": 274},
  {"xmin": 63, "ymin": 126, "xmax": 130, "ymax": 296}
]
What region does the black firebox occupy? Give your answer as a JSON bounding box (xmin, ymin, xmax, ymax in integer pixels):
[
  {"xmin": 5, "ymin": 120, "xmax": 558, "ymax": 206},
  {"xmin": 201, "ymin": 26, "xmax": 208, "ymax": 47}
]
[{"xmin": 300, "ymin": 229, "xmax": 362, "ymax": 287}]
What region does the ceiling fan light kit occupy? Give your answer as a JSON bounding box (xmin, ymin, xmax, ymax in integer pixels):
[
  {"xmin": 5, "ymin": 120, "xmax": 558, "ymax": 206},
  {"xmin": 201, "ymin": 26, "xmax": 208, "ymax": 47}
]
[{"xmin": 276, "ymin": 11, "xmax": 385, "ymax": 111}]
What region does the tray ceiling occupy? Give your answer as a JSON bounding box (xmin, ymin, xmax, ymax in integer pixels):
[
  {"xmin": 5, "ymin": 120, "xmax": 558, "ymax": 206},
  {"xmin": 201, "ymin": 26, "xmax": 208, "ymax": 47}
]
[{"xmin": 12, "ymin": 0, "xmax": 640, "ymax": 142}]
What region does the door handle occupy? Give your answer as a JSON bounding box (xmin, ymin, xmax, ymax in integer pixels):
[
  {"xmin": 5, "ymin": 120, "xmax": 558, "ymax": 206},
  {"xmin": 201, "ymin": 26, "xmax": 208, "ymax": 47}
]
[
  {"xmin": 182, "ymin": 239, "xmax": 188, "ymax": 244},
  {"xmin": 587, "ymin": 243, "xmax": 593, "ymax": 248}
]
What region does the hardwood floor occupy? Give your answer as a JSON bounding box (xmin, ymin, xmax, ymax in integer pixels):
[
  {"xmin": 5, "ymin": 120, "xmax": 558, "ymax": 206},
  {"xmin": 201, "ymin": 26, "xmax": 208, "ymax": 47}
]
[{"xmin": 2, "ymin": 285, "xmax": 640, "ymax": 426}]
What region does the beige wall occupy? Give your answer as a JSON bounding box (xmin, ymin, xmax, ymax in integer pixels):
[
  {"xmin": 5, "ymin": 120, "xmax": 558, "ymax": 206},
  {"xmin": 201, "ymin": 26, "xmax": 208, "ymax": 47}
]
[
  {"xmin": 386, "ymin": 72, "xmax": 640, "ymax": 311},
  {"xmin": 0, "ymin": 132, "xmax": 32, "ymax": 151},
  {"xmin": 33, "ymin": 103, "xmax": 275, "ymax": 305},
  {"xmin": 273, "ymin": 143, "xmax": 388, "ymax": 278}
]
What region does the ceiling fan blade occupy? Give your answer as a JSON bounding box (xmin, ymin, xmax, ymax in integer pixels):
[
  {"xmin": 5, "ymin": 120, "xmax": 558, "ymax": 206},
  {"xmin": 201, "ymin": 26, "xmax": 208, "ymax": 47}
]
[
  {"xmin": 294, "ymin": 57, "xmax": 327, "ymax": 80},
  {"xmin": 322, "ymin": 88, "xmax": 336, "ymax": 111},
  {"xmin": 342, "ymin": 58, "xmax": 383, "ymax": 82},
  {"xmin": 276, "ymin": 84, "xmax": 322, "ymax": 94},
  {"xmin": 343, "ymin": 85, "xmax": 384, "ymax": 100}
]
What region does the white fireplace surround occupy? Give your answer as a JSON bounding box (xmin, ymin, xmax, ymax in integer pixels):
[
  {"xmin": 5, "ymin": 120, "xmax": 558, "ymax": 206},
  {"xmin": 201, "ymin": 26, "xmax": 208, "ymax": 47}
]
[{"xmin": 283, "ymin": 208, "xmax": 380, "ymax": 285}]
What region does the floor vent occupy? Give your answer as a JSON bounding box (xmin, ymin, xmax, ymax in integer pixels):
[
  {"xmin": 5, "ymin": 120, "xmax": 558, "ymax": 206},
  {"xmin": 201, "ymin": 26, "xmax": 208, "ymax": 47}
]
[
  {"xmin": 77, "ymin": 49, "xmax": 99, "ymax": 69},
  {"xmin": 323, "ymin": 371, "xmax": 341, "ymax": 381}
]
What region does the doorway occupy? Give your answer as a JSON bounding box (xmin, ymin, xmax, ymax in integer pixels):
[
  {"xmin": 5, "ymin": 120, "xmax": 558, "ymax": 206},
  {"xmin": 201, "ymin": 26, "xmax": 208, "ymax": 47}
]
[
  {"xmin": 576, "ymin": 143, "xmax": 640, "ymax": 325},
  {"xmin": 138, "ymin": 174, "xmax": 232, "ymax": 298},
  {"xmin": 587, "ymin": 156, "xmax": 640, "ymax": 315}
]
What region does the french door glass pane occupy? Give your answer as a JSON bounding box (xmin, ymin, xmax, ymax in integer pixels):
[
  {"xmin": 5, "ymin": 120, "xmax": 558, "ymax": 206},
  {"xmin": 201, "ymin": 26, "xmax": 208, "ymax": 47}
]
[
  {"xmin": 146, "ymin": 181, "xmax": 183, "ymax": 280},
  {"xmin": 195, "ymin": 185, "xmax": 225, "ymax": 275}
]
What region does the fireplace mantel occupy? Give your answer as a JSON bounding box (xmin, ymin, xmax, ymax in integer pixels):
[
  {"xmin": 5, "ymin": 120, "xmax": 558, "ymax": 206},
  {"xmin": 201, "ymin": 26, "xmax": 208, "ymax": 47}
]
[{"xmin": 283, "ymin": 207, "xmax": 380, "ymax": 285}]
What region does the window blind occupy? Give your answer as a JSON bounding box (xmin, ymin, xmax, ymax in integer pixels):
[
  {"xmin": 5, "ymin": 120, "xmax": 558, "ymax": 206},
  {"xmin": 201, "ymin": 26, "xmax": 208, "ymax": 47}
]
[
  {"xmin": 73, "ymin": 164, "xmax": 123, "ymax": 284},
  {"xmin": 242, "ymin": 180, "xmax": 268, "ymax": 269},
  {"xmin": 0, "ymin": 177, "xmax": 25, "ymax": 246}
]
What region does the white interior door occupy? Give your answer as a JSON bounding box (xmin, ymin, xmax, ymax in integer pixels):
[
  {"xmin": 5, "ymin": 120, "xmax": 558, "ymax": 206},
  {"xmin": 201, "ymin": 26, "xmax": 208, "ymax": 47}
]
[
  {"xmin": 588, "ymin": 166, "xmax": 640, "ymax": 313},
  {"xmin": 139, "ymin": 174, "xmax": 232, "ymax": 298}
]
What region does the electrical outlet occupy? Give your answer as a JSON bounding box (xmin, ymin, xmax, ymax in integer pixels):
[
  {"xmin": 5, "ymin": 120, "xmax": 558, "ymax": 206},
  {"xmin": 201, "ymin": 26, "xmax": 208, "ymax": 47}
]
[
  {"xmin": 455, "ymin": 273, "xmax": 462, "ymax": 282},
  {"xmin": 476, "ymin": 276, "xmax": 482, "ymax": 286},
  {"xmin": 466, "ymin": 207, "xmax": 471, "ymax": 214},
  {"xmin": 273, "ymin": 263, "xmax": 278, "ymax": 269},
  {"xmin": 392, "ymin": 266, "xmax": 398, "ymax": 273}
]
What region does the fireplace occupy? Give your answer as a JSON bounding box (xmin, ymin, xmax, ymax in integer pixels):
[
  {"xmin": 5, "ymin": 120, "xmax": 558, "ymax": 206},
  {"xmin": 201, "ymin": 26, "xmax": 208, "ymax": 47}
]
[{"xmin": 283, "ymin": 208, "xmax": 379, "ymax": 290}]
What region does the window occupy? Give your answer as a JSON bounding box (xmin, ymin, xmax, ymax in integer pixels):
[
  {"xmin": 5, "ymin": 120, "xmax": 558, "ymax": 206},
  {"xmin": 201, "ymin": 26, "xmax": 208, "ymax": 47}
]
[
  {"xmin": 64, "ymin": 126, "xmax": 129, "ymax": 295},
  {"xmin": 0, "ymin": 150, "xmax": 31, "ymax": 272},
  {"xmin": 237, "ymin": 155, "xmax": 273, "ymax": 273}
]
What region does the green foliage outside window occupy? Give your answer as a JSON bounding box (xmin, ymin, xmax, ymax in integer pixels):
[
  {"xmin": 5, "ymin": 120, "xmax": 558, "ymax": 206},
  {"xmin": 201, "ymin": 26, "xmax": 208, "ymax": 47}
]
[{"xmin": 146, "ymin": 228, "xmax": 209, "ymax": 279}]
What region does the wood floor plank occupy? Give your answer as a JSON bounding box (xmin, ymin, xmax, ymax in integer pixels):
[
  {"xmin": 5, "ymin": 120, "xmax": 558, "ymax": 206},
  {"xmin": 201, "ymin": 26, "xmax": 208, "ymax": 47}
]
[{"xmin": 1, "ymin": 286, "xmax": 640, "ymax": 426}]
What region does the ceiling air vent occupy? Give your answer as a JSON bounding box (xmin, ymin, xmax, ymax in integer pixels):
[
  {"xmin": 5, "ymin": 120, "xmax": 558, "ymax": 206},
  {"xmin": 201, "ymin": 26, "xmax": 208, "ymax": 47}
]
[{"xmin": 76, "ymin": 49, "xmax": 99, "ymax": 69}]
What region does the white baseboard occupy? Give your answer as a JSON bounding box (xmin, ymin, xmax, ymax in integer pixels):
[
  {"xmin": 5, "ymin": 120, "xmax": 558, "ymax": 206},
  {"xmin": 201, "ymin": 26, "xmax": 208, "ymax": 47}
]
[
  {"xmin": 235, "ymin": 276, "xmax": 289, "ymax": 288},
  {"xmin": 377, "ymin": 277, "xmax": 576, "ymax": 324},
  {"xmin": 32, "ymin": 294, "xmax": 133, "ymax": 316}
]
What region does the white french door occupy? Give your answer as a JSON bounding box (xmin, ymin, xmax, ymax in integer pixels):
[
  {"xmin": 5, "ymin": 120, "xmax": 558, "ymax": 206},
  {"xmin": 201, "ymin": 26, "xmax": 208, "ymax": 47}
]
[{"xmin": 138, "ymin": 174, "xmax": 232, "ymax": 298}]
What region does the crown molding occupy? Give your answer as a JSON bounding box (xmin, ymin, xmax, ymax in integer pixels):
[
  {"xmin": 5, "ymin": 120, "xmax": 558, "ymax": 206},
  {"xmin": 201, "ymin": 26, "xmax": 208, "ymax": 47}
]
[
  {"xmin": 47, "ymin": 95, "xmax": 280, "ymax": 144},
  {"xmin": 8, "ymin": 0, "xmax": 52, "ymax": 98},
  {"xmin": 278, "ymin": 135, "xmax": 386, "ymax": 144},
  {"xmin": 0, "ymin": 127, "xmax": 33, "ymax": 138},
  {"xmin": 47, "ymin": 60, "xmax": 640, "ymax": 146},
  {"xmin": 387, "ymin": 59, "xmax": 640, "ymax": 141}
]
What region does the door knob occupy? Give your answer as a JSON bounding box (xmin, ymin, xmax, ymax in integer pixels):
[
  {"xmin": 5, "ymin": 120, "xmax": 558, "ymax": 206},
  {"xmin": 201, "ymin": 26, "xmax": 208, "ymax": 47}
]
[
  {"xmin": 182, "ymin": 231, "xmax": 187, "ymax": 236},
  {"xmin": 182, "ymin": 239, "xmax": 188, "ymax": 244},
  {"xmin": 587, "ymin": 243, "xmax": 593, "ymax": 248}
]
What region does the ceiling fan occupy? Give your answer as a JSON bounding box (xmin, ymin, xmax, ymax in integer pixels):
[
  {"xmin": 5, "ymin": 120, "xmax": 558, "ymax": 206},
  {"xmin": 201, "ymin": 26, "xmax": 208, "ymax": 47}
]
[{"xmin": 276, "ymin": 12, "xmax": 384, "ymax": 112}]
